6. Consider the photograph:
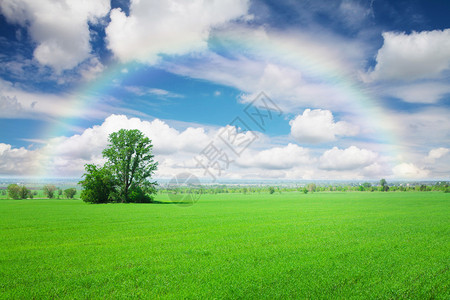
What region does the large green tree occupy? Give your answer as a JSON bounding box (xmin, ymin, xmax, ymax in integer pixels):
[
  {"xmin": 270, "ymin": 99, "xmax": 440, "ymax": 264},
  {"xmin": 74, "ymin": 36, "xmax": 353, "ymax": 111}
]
[{"xmin": 80, "ymin": 129, "xmax": 158, "ymax": 203}]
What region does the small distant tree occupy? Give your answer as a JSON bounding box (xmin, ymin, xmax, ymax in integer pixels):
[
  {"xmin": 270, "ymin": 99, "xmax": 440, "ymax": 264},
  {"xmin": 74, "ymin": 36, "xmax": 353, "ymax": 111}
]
[
  {"xmin": 64, "ymin": 188, "xmax": 77, "ymax": 199},
  {"xmin": 303, "ymin": 188, "xmax": 308, "ymax": 194},
  {"xmin": 380, "ymin": 179, "xmax": 389, "ymax": 192},
  {"xmin": 307, "ymin": 183, "xmax": 316, "ymax": 193},
  {"xmin": 268, "ymin": 186, "xmax": 275, "ymax": 194},
  {"xmin": 7, "ymin": 184, "xmax": 32, "ymax": 199},
  {"xmin": 363, "ymin": 182, "xmax": 371, "ymax": 189},
  {"xmin": 43, "ymin": 185, "xmax": 57, "ymax": 199},
  {"xmin": 19, "ymin": 186, "xmax": 32, "ymax": 199},
  {"xmin": 7, "ymin": 184, "xmax": 21, "ymax": 199}
]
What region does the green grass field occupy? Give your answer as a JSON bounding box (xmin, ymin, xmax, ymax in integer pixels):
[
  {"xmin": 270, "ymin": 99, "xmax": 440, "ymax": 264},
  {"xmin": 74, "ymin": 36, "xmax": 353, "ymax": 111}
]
[{"xmin": 0, "ymin": 192, "xmax": 448, "ymax": 298}]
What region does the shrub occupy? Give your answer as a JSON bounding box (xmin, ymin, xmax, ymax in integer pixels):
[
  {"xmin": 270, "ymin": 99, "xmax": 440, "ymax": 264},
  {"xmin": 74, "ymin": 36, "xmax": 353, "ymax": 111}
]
[
  {"xmin": 64, "ymin": 188, "xmax": 77, "ymax": 199},
  {"xmin": 43, "ymin": 185, "xmax": 57, "ymax": 199},
  {"xmin": 79, "ymin": 164, "xmax": 116, "ymax": 204},
  {"xmin": 7, "ymin": 184, "xmax": 21, "ymax": 199},
  {"xmin": 7, "ymin": 184, "xmax": 32, "ymax": 199}
]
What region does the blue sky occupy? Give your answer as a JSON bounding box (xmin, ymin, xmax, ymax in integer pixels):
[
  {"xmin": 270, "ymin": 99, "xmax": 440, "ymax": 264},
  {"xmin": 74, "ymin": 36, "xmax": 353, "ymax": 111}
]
[{"xmin": 0, "ymin": 0, "xmax": 449, "ymax": 180}]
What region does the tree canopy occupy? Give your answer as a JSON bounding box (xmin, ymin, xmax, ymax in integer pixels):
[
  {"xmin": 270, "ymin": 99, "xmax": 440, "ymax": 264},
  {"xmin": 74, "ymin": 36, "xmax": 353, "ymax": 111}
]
[
  {"xmin": 7, "ymin": 184, "xmax": 32, "ymax": 200},
  {"xmin": 79, "ymin": 129, "xmax": 158, "ymax": 203}
]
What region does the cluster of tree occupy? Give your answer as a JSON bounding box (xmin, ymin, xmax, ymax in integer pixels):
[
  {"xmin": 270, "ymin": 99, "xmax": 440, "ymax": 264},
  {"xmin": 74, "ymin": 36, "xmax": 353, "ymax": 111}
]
[
  {"xmin": 42, "ymin": 185, "xmax": 77, "ymax": 199},
  {"xmin": 6, "ymin": 184, "xmax": 77, "ymax": 200},
  {"xmin": 79, "ymin": 129, "xmax": 158, "ymax": 203},
  {"xmin": 7, "ymin": 184, "xmax": 33, "ymax": 199}
]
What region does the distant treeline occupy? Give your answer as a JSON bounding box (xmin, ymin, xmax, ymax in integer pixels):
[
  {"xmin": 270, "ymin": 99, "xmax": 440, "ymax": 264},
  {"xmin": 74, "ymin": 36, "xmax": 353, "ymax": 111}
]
[
  {"xmin": 160, "ymin": 181, "xmax": 450, "ymax": 195},
  {"xmin": 2, "ymin": 181, "xmax": 449, "ymax": 200}
]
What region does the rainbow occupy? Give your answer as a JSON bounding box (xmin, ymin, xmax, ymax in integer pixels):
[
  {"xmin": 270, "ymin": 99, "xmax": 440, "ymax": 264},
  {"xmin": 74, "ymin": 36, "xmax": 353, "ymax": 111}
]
[{"xmin": 37, "ymin": 30, "xmax": 402, "ymax": 178}]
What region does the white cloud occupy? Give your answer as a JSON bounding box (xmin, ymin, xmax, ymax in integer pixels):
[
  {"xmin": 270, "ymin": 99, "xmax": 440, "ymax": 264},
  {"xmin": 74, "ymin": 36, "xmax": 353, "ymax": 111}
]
[
  {"xmin": 425, "ymin": 147, "xmax": 449, "ymax": 163},
  {"xmin": 290, "ymin": 109, "xmax": 359, "ymax": 144},
  {"xmin": 0, "ymin": 113, "xmax": 447, "ymax": 180},
  {"xmin": 125, "ymin": 86, "xmax": 183, "ymax": 98},
  {"xmin": 338, "ymin": 0, "xmax": 373, "ymax": 27},
  {"xmin": 237, "ymin": 143, "xmax": 313, "ymax": 170},
  {"xmin": 367, "ymin": 29, "xmax": 450, "ymax": 81},
  {"xmin": 383, "ymin": 107, "xmax": 450, "ymax": 153},
  {"xmin": 392, "ymin": 163, "xmax": 429, "ymax": 179},
  {"xmin": 0, "ymin": 114, "xmax": 216, "ymax": 177},
  {"xmin": 0, "ymin": 143, "xmax": 41, "ymax": 175},
  {"xmin": 78, "ymin": 57, "xmax": 105, "ymax": 81},
  {"xmin": 319, "ymin": 146, "xmax": 378, "ymax": 170},
  {"xmin": 0, "ymin": 79, "xmax": 106, "ymax": 119},
  {"xmin": 163, "ymin": 25, "xmax": 370, "ymax": 114},
  {"xmin": 105, "ymin": 0, "xmax": 250, "ymax": 64},
  {"xmin": 0, "ymin": 94, "xmax": 23, "ymax": 114},
  {"xmin": 0, "ymin": 0, "xmax": 110, "ymax": 72},
  {"xmin": 383, "ymin": 82, "xmax": 450, "ymax": 104}
]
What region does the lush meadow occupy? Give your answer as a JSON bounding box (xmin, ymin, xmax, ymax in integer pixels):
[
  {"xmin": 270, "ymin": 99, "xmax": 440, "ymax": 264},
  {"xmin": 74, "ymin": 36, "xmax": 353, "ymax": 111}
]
[{"xmin": 0, "ymin": 192, "xmax": 448, "ymax": 298}]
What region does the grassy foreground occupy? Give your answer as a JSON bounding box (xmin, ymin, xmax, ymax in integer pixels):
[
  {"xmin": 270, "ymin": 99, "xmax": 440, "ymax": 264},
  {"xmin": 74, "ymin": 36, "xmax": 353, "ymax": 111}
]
[{"xmin": 0, "ymin": 192, "xmax": 448, "ymax": 299}]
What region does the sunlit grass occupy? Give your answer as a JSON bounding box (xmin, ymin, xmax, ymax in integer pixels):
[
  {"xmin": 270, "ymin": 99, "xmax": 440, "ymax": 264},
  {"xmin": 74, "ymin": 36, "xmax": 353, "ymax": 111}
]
[{"xmin": 0, "ymin": 192, "xmax": 448, "ymax": 298}]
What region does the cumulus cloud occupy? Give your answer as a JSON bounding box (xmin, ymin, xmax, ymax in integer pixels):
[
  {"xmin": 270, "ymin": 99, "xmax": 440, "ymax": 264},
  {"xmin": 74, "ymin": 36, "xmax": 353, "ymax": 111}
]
[
  {"xmin": 290, "ymin": 109, "xmax": 359, "ymax": 144},
  {"xmin": 105, "ymin": 0, "xmax": 250, "ymax": 64},
  {"xmin": 425, "ymin": 147, "xmax": 449, "ymax": 163},
  {"xmin": 0, "ymin": 143, "xmax": 41, "ymax": 175},
  {"xmin": 319, "ymin": 146, "xmax": 378, "ymax": 170},
  {"xmin": 0, "ymin": 95, "xmax": 23, "ymax": 114},
  {"xmin": 367, "ymin": 29, "xmax": 450, "ymax": 81},
  {"xmin": 0, "ymin": 114, "xmax": 216, "ymax": 176},
  {"xmin": 392, "ymin": 163, "xmax": 429, "ymax": 179},
  {"xmin": 0, "ymin": 0, "xmax": 110, "ymax": 72},
  {"xmin": 237, "ymin": 143, "xmax": 312, "ymax": 170}
]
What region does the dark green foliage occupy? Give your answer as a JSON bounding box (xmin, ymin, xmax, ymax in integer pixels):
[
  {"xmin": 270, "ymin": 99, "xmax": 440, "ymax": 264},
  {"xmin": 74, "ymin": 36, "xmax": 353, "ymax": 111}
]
[
  {"xmin": 79, "ymin": 164, "xmax": 116, "ymax": 203},
  {"xmin": 80, "ymin": 129, "xmax": 158, "ymax": 203},
  {"xmin": 303, "ymin": 188, "xmax": 308, "ymax": 194},
  {"xmin": 43, "ymin": 185, "xmax": 57, "ymax": 199},
  {"xmin": 102, "ymin": 129, "xmax": 158, "ymax": 203},
  {"xmin": 64, "ymin": 188, "xmax": 77, "ymax": 199},
  {"xmin": 19, "ymin": 186, "xmax": 32, "ymax": 199},
  {"xmin": 128, "ymin": 185, "xmax": 153, "ymax": 203},
  {"xmin": 268, "ymin": 186, "xmax": 275, "ymax": 194},
  {"xmin": 380, "ymin": 179, "xmax": 389, "ymax": 192},
  {"xmin": 7, "ymin": 184, "xmax": 32, "ymax": 199},
  {"xmin": 7, "ymin": 184, "xmax": 20, "ymax": 199}
]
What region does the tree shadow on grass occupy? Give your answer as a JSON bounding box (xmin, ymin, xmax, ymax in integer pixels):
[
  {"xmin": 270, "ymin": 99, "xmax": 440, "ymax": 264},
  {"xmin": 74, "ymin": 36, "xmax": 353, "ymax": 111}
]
[{"xmin": 151, "ymin": 200, "xmax": 188, "ymax": 205}]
